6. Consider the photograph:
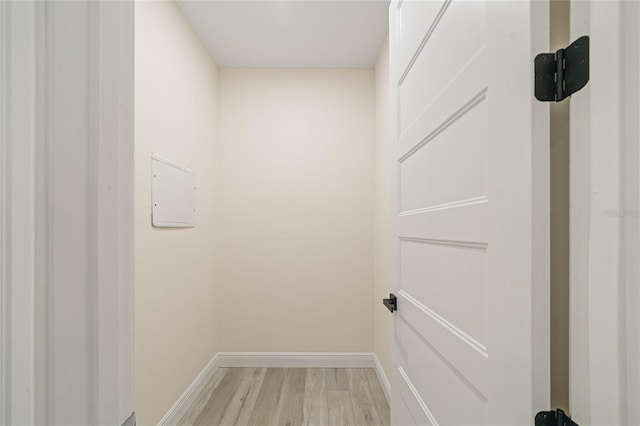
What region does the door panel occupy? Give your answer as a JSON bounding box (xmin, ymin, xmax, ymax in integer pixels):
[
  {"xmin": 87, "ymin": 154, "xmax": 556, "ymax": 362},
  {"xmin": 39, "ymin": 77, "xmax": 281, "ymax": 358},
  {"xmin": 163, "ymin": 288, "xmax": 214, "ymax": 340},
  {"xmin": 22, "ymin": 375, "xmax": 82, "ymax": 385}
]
[
  {"xmin": 398, "ymin": 0, "xmax": 486, "ymax": 135},
  {"xmin": 398, "ymin": 97, "xmax": 488, "ymax": 213},
  {"xmin": 390, "ymin": 1, "xmax": 550, "ymax": 424},
  {"xmin": 396, "ymin": 0, "xmax": 444, "ymax": 74},
  {"xmin": 396, "ymin": 314, "xmax": 487, "ymax": 424},
  {"xmin": 399, "ymin": 238, "xmax": 487, "ymax": 345}
]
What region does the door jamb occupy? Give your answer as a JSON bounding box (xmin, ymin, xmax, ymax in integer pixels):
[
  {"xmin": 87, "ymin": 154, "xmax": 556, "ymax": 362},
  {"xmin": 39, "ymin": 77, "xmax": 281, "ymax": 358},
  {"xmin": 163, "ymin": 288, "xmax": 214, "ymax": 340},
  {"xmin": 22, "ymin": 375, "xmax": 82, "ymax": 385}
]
[
  {"xmin": 0, "ymin": 2, "xmax": 135, "ymax": 424},
  {"xmin": 570, "ymin": 1, "xmax": 640, "ymax": 423}
]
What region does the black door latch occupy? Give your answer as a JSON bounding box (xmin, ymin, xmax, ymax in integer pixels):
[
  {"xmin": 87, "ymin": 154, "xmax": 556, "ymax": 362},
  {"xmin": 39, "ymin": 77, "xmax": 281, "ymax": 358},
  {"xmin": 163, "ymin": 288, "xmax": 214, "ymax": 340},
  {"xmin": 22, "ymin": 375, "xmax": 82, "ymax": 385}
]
[{"xmin": 383, "ymin": 293, "xmax": 397, "ymax": 313}]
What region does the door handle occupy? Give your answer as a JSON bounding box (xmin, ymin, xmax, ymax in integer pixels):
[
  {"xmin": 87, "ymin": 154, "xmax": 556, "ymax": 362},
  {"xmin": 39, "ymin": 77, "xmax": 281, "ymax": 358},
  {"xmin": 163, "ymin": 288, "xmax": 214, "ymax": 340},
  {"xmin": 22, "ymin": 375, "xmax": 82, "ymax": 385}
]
[{"xmin": 383, "ymin": 293, "xmax": 397, "ymax": 313}]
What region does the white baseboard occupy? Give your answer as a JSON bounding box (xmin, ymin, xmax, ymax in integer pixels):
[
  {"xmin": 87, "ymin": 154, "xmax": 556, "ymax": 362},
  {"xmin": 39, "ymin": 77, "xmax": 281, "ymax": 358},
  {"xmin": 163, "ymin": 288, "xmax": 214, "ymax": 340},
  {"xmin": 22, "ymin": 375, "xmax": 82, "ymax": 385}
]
[
  {"xmin": 216, "ymin": 352, "xmax": 375, "ymax": 368},
  {"xmin": 159, "ymin": 351, "xmax": 391, "ymax": 424},
  {"xmin": 372, "ymin": 353, "xmax": 391, "ymax": 404},
  {"xmin": 158, "ymin": 353, "xmax": 220, "ymax": 426}
]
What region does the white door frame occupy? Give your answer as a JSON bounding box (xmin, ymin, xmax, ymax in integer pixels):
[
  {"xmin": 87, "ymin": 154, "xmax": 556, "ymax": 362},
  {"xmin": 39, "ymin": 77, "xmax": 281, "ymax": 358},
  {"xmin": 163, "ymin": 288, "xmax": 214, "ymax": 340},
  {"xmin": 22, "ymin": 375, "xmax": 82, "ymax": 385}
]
[
  {"xmin": 570, "ymin": 1, "xmax": 640, "ymax": 424},
  {"xmin": 620, "ymin": 3, "xmax": 640, "ymax": 422},
  {"xmin": 0, "ymin": 2, "xmax": 134, "ymax": 425},
  {"xmin": 1, "ymin": 2, "xmax": 39, "ymax": 423}
]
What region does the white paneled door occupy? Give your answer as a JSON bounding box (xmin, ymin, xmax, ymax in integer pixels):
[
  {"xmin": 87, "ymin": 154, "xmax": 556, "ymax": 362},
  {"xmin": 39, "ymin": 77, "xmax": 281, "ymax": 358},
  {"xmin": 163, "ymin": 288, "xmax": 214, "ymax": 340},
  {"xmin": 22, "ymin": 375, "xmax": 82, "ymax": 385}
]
[{"xmin": 389, "ymin": 1, "xmax": 550, "ymax": 424}]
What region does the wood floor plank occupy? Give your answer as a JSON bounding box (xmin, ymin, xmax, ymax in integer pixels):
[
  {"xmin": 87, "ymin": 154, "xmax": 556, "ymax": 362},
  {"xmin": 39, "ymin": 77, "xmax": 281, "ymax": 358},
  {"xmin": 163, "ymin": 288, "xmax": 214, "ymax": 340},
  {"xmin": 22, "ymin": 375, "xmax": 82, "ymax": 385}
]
[
  {"xmin": 179, "ymin": 367, "xmax": 389, "ymax": 426},
  {"xmin": 194, "ymin": 368, "xmax": 246, "ymax": 425},
  {"xmin": 275, "ymin": 368, "xmax": 307, "ymax": 426},
  {"xmin": 364, "ymin": 369, "xmax": 390, "ymax": 424},
  {"xmin": 303, "ymin": 368, "xmax": 329, "ymax": 426},
  {"xmin": 327, "ymin": 391, "xmax": 356, "ymax": 426},
  {"xmin": 346, "ymin": 369, "xmax": 385, "ymax": 426},
  {"xmin": 220, "ymin": 368, "xmax": 267, "ymax": 426},
  {"xmin": 326, "ymin": 368, "xmax": 349, "ymax": 391},
  {"xmin": 247, "ymin": 368, "xmax": 287, "ymax": 426},
  {"xmin": 178, "ymin": 368, "xmax": 229, "ymax": 426}
]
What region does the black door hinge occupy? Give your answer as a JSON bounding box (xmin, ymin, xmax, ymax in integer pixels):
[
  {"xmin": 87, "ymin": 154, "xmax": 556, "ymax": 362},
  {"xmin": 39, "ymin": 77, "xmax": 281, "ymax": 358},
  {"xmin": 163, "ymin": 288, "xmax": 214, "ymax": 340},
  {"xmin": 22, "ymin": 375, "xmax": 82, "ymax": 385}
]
[
  {"xmin": 535, "ymin": 36, "xmax": 589, "ymax": 102},
  {"xmin": 382, "ymin": 293, "xmax": 397, "ymax": 313},
  {"xmin": 535, "ymin": 409, "xmax": 579, "ymax": 426}
]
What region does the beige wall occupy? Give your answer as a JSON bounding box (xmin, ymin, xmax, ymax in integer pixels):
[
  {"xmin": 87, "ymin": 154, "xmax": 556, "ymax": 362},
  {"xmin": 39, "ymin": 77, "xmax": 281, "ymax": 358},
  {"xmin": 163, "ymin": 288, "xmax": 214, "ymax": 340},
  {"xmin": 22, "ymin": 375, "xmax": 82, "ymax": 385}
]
[
  {"xmin": 373, "ymin": 37, "xmax": 392, "ymax": 379},
  {"xmin": 134, "ymin": 2, "xmax": 220, "ymax": 425},
  {"xmin": 217, "ymin": 69, "xmax": 375, "ymax": 352}
]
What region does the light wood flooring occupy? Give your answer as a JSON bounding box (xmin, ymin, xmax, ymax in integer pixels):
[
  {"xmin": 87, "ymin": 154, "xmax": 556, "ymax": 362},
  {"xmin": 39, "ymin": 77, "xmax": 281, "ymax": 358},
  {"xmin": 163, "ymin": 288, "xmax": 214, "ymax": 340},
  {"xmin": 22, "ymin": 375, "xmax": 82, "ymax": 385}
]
[{"xmin": 178, "ymin": 368, "xmax": 390, "ymax": 426}]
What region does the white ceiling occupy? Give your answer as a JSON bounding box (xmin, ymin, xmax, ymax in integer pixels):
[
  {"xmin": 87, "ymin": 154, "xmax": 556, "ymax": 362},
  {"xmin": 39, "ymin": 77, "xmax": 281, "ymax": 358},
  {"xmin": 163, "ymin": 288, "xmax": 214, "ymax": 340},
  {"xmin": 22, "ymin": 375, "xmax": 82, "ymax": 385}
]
[{"xmin": 176, "ymin": 1, "xmax": 390, "ymax": 69}]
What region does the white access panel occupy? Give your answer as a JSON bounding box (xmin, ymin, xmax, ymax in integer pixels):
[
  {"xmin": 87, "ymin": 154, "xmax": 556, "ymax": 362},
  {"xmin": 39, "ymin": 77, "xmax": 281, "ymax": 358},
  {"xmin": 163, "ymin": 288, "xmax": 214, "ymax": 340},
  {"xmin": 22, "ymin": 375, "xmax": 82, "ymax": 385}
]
[{"xmin": 151, "ymin": 154, "xmax": 195, "ymax": 228}]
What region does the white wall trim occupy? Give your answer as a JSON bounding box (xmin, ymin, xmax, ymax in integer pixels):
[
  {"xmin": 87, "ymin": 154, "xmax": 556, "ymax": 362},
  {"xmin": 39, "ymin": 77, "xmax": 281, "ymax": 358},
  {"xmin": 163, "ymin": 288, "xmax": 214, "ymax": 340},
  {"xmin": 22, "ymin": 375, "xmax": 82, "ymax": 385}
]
[
  {"xmin": 159, "ymin": 351, "xmax": 391, "ymax": 425},
  {"xmin": 372, "ymin": 353, "xmax": 391, "ymax": 405},
  {"xmin": 0, "ymin": 2, "xmax": 8, "ymax": 423},
  {"xmin": 216, "ymin": 352, "xmax": 376, "ymax": 368},
  {"xmin": 158, "ymin": 354, "xmax": 221, "ymax": 426},
  {"xmin": 0, "ymin": 2, "xmax": 135, "ymax": 424},
  {"xmin": 92, "ymin": 2, "xmax": 135, "ymax": 423},
  {"xmin": 1, "ymin": 2, "xmax": 39, "ymax": 424},
  {"xmin": 570, "ymin": 2, "xmax": 638, "ymax": 423},
  {"xmin": 620, "ymin": 4, "xmax": 640, "ymax": 423}
]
